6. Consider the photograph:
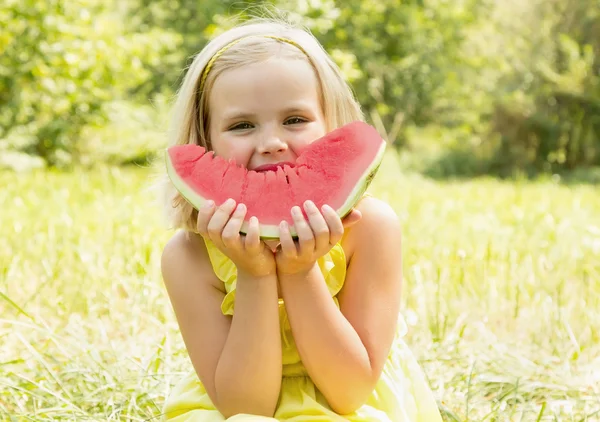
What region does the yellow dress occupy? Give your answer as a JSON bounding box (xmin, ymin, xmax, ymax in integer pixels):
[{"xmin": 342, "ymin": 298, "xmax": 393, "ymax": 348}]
[{"xmin": 163, "ymin": 238, "xmax": 443, "ymax": 422}]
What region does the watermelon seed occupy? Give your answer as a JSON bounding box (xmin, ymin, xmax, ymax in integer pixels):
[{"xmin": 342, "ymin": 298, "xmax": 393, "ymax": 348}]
[{"xmin": 285, "ymin": 175, "xmax": 290, "ymax": 184}]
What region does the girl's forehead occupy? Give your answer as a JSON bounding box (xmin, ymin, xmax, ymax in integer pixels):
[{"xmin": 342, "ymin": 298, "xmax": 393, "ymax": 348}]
[
  {"xmin": 209, "ymin": 58, "xmax": 321, "ymax": 113},
  {"xmin": 214, "ymin": 57, "xmax": 316, "ymax": 88}
]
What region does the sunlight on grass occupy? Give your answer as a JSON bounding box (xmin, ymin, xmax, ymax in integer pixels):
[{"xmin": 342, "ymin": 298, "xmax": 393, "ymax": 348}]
[{"xmin": 1, "ymin": 154, "xmax": 599, "ymax": 420}]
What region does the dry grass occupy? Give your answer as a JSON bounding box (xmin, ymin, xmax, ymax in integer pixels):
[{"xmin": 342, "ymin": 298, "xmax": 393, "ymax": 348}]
[{"xmin": 1, "ymin": 153, "xmax": 599, "ymax": 421}]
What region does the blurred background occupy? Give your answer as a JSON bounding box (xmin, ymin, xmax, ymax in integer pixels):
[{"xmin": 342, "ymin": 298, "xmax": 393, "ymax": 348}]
[
  {"xmin": 2, "ymin": 0, "xmax": 600, "ymax": 179},
  {"xmin": 1, "ymin": 1, "xmax": 599, "ymax": 421}
]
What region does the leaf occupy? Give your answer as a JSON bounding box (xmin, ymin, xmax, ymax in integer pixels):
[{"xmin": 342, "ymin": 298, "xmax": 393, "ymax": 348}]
[{"xmin": 0, "ymin": 290, "xmax": 33, "ymax": 320}]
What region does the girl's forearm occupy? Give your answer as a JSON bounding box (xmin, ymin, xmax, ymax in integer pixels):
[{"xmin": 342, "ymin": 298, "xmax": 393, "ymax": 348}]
[
  {"xmin": 279, "ymin": 264, "xmax": 377, "ymax": 415},
  {"xmin": 214, "ymin": 271, "xmax": 282, "ymax": 418}
]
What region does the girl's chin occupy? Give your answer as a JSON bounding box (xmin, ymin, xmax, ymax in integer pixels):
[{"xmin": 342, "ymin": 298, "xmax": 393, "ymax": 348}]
[{"xmin": 264, "ymin": 239, "xmax": 281, "ymax": 252}]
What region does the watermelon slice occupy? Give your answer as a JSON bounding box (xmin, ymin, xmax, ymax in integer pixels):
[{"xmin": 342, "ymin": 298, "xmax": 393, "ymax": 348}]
[{"xmin": 166, "ymin": 121, "xmax": 385, "ymax": 239}]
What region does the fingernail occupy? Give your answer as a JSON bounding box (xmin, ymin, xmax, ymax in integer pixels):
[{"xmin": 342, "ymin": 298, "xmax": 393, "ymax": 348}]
[
  {"xmin": 321, "ymin": 204, "xmax": 332, "ymax": 213},
  {"xmin": 304, "ymin": 200, "xmax": 316, "ymax": 211},
  {"xmin": 236, "ymin": 203, "xmax": 246, "ymax": 213},
  {"xmin": 205, "ymin": 200, "xmax": 214, "ymax": 208},
  {"xmin": 292, "ymin": 206, "xmax": 302, "ymax": 217},
  {"xmin": 225, "ymin": 198, "xmax": 235, "ymax": 207},
  {"xmin": 280, "ymin": 220, "xmax": 288, "ymax": 229}
]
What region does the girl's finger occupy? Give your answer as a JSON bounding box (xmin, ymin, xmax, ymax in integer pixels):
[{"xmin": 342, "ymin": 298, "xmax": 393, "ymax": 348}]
[
  {"xmin": 279, "ymin": 220, "xmax": 298, "ymax": 258},
  {"xmin": 341, "ymin": 209, "xmax": 362, "ymax": 229},
  {"xmin": 196, "ymin": 200, "xmax": 216, "ymax": 236},
  {"xmin": 221, "ymin": 203, "xmax": 246, "ymax": 249},
  {"xmin": 304, "ymin": 200, "xmax": 329, "ymax": 252},
  {"xmin": 207, "ymin": 198, "xmax": 237, "ymax": 243},
  {"xmin": 291, "ymin": 206, "xmax": 314, "ymax": 255},
  {"xmin": 322, "ymin": 204, "xmax": 345, "ymax": 245},
  {"xmin": 244, "ymin": 216, "xmax": 261, "ymax": 253}
]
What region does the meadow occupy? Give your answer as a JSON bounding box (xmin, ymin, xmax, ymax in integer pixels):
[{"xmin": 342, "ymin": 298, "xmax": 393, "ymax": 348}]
[{"xmin": 1, "ymin": 152, "xmax": 599, "ymax": 421}]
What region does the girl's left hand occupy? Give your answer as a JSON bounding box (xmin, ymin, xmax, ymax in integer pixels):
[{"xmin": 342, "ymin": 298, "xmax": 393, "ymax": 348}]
[{"xmin": 275, "ymin": 201, "xmax": 362, "ymax": 276}]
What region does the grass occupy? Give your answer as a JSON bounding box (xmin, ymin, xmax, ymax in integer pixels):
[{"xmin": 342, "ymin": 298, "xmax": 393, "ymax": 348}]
[{"xmin": 1, "ymin": 152, "xmax": 599, "ymax": 421}]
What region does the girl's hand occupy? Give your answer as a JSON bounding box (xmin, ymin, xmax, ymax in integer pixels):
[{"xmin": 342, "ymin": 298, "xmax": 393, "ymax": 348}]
[
  {"xmin": 197, "ymin": 198, "xmax": 276, "ymax": 278},
  {"xmin": 276, "ymin": 201, "xmax": 362, "ymax": 276}
]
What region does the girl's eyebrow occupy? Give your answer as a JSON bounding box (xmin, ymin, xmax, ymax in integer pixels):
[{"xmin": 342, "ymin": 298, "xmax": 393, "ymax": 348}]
[
  {"xmin": 222, "ymin": 104, "xmax": 314, "ymax": 121},
  {"xmin": 281, "ymin": 103, "xmax": 314, "ymax": 114},
  {"xmin": 222, "ymin": 110, "xmax": 257, "ymax": 121}
]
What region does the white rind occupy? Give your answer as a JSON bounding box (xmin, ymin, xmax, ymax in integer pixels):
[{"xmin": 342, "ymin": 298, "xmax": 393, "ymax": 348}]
[
  {"xmin": 166, "ymin": 139, "xmax": 386, "ymax": 239},
  {"xmin": 333, "ymin": 139, "xmax": 386, "ymax": 218}
]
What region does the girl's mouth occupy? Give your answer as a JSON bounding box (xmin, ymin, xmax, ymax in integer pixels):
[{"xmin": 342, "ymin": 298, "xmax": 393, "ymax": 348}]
[{"xmin": 252, "ymin": 162, "xmax": 296, "ymax": 172}]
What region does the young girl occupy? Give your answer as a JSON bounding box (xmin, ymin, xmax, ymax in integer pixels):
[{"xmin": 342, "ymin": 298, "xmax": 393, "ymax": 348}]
[{"xmin": 159, "ymin": 15, "xmax": 443, "ymax": 422}]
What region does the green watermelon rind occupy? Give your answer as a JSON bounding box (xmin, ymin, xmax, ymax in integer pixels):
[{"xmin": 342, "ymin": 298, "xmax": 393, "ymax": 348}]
[{"xmin": 166, "ymin": 139, "xmax": 386, "ymax": 240}]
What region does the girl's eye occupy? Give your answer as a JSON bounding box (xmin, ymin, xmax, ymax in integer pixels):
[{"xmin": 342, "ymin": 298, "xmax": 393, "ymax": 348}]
[
  {"xmin": 285, "ymin": 117, "xmax": 307, "ymax": 125},
  {"xmin": 229, "ymin": 122, "xmax": 253, "ymax": 131}
]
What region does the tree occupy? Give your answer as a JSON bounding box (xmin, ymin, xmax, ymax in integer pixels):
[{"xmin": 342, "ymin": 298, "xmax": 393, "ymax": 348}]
[{"xmin": 0, "ymin": 0, "xmax": 179, "ymax": 168}]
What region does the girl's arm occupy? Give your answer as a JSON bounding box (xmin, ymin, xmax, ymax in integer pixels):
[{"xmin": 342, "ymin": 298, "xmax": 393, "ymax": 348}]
[
  {"xmin": 278, "ymin": 198, "xmax": 403, "ymax": 414},
  {"xmin": 161, "ymin": 231, "xmax": 282, "ymax": 418}
]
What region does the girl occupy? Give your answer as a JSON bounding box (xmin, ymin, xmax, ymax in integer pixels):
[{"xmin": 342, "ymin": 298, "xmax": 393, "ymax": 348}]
[{"xmin": 159, "ymin": 15, "xmax": 443, "ymax": 422}]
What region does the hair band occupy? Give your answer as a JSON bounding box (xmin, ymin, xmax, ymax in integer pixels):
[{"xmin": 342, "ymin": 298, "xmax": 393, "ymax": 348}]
[{"xmin": 198, "ymin": 35, "xmax": 310, "ymax": 92}]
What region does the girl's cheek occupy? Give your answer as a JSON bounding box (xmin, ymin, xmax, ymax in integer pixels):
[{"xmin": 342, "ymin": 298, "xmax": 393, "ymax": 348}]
[
  {"xmin": 290, "ymin": 138, "xmax": 314, "ymax": 155},
  {"xmin": 230, "ymin": 147, "xmax": 254, "ymax": 167},
  {"xmin": 214, "ymin": 139, "xmax": 249, "ymax": 163}
]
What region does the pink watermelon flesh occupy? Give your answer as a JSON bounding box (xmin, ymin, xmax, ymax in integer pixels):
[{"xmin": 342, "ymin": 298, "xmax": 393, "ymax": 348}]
[{"xmin": 166, "ymin": 121, "xmax": 386, "ymax": 239}]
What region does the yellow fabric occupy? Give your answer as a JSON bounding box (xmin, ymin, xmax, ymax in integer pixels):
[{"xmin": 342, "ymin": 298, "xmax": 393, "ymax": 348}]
[{"xmin": 162, "ymin": 238, "xmax": 443, "ymax": 421}]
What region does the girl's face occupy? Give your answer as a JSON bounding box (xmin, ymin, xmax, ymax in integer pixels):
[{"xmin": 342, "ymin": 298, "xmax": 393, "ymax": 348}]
[{"xmin": 207, "ymin": 57, "xmax": 327, "ymax": 171}]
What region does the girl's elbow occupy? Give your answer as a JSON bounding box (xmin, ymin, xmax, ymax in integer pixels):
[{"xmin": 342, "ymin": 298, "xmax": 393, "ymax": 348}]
[
  {"xmin": 218, "ymin": 401, "xmax": 277, "ymax": 419},
  {"xmin": 214, "ymin": 386, "xmax": 279, "ymax": 419},
  {"xmin": 221, "ymin": 408, "xmax": 276, "ymax": 420},
  {"xmin": 329, "ymin": 397, "xmax": 366, "ymax": 416},
  {"xmin": 327, "ymin": 384, "xmax": 376, "ymax": 416}
]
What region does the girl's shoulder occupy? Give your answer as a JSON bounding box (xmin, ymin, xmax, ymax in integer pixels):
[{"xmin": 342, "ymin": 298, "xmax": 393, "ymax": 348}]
[
  {"xmin": 341, "ymin": 195, "xmax": 401, "ymax": 263},
  {"xmin": 161, "ymin": 230, "xmax": 224, "ymax": 292}
]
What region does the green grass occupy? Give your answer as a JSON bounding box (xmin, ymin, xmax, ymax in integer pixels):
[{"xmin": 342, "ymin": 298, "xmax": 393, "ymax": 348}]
[{"xmin": 1, "ymin": 153, "xmax": 599, "ymax": 421}]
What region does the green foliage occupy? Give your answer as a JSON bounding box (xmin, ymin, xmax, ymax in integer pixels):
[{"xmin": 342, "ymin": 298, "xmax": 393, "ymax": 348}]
[
  {"xmin": 487, "ymin": 0, "xmax": 600, "ymax": 176},
  {"xmin": 1, "ymin": 0, "xmax": 599, "ymax": 177},
  {"xmin": 0, "ymin": 0, "xmax": 179, "ymax": 169},
  {"xmin": 123, "ymin": 0, "xmax": 247, "ymax": 97}
]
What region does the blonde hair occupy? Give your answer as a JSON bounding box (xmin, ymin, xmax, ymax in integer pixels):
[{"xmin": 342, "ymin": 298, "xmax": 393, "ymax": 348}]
[{"xmin": 160, "ymin": 15, "xmax": 364, "ymax": 232}]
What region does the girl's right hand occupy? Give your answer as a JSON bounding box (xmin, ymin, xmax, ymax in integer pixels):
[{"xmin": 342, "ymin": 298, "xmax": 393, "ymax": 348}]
[{"xmin": 196, "ymin": 198, "xmax": 276, "ymax": 278}]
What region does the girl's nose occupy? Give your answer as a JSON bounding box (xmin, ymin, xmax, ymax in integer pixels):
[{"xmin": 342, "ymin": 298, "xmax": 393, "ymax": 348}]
[{"xmin": 258, "ymin": 133, "xmax": 288, "ymax": 155}]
